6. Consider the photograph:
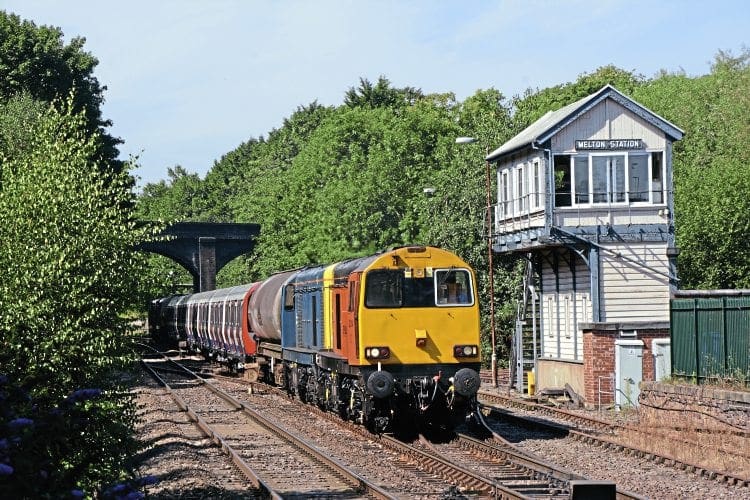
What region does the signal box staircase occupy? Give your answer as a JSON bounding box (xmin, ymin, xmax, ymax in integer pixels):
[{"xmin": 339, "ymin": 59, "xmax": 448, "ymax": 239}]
[{"xmin": 511, "ymin": 258, "xmax": 542, "ymax": 393}]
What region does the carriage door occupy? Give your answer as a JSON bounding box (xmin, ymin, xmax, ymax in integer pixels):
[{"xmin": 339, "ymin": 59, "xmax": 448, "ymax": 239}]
[{"xmin": 615, "ymin": 339, "xmax": 643, "ymax": 408}]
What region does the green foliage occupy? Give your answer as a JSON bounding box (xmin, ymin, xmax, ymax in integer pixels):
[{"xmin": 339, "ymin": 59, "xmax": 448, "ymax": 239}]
[
  {"xmin": 0, "ymin": 93, "xmax": 47, "ymax": 160},
  {"xmin": 344, "ymin": 76, "xmax": 424, "ymax": 109},
  {"xmin": 634, "ymin": 48, "xmax": 750, "ymax": 288},
  {"xmin": 674, "ymin": 158, "xmax": 750, "ymax": 288},
  {"xmin": 137, "ymin": 166, "xmax": 210, "ymax": 222},
  {"xmin": 0, "ymin": 97, "xmax": 147, "ymax": 496},
  {"xmin": 136, "ymin": 50, "xmax": 750, "ymax": 369},
  {"xmin": 0, "ymin": 11, "xmax": 121, "ymax": 170}
]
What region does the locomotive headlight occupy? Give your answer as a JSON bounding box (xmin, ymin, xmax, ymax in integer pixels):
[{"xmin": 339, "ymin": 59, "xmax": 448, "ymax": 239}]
[
  {"xmin": 365, "ymin": 346, "xmax": 390, "ymax": 359},
  {"xmin": 453, "ymin": 345, "xmax": 478, "ymax": 358}
]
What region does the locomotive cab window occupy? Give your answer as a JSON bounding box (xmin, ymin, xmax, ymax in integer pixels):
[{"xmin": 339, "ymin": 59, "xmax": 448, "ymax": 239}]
[
  {"xmin": 435, "ymin": 269, "xmax": 473, "ymax": 306},
  {"xmin": 365, "ymin": 270, "xmax": 403, "ymax": 307},
  {"xmin": 284, "ymin": 284, "xmax": 295, "ymax": 309},
  {"xmin": 364, "ymin": 268, "xmax": 473, "ymax": 308}
]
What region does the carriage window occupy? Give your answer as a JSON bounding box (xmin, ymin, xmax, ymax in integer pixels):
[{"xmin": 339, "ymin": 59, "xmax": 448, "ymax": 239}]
[{"xmin": 435, "ymin": 269, "xmax": 473, "ymax": 306}]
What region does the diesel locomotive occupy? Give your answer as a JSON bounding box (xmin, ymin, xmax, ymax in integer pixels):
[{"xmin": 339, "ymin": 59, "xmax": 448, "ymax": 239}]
[{"xmin": 149, "ymin": 245, "xmax": 482, "ymax": 434}]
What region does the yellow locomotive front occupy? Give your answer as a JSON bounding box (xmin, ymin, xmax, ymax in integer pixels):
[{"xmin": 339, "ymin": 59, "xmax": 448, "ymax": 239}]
[{"xmin": 355, "ymin": 246, "xmax": 481, "ymax": 434}]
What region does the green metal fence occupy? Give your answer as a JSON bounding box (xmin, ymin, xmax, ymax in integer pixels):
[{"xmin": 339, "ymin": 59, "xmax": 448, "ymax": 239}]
[{"xmin": 670, "ymin": 291, "xmax": 750, "ymax": 385}]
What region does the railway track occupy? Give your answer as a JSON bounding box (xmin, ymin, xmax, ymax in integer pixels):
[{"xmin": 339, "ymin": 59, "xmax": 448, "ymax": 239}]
[
  {"xmin": 478, "ymin": 389, "xmax": 750, "ymax": 488},
  {"xmin": 219, "ymin": 370, "xmax": 632, "ymax": 498},
  {"xmin": 140, "ymin": 351, "xmax": 746, "ymax": 498},
  {"xmin": 140, "ymin": 347, "xmax": 394, "ymax": 499}
]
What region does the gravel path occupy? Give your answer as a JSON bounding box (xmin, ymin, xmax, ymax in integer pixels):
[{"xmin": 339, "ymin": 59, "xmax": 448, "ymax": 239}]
[{"xmin": 132, "ymin": 370, "xmax": 261, "ymax": 499}]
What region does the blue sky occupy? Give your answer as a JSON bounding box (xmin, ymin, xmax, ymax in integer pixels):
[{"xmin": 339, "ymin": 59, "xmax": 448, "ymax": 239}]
[{"xmin": 3, "ymin": 1, "xmax": 748, "ymax": 188}]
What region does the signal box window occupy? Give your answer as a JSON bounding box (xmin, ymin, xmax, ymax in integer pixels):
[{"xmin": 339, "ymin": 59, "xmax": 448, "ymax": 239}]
[{"xmin": 554, "ymin": 155, "xmax": 572, "ymax": 207}]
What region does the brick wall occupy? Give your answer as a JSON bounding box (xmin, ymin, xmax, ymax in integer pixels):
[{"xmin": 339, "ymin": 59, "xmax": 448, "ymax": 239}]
[
  {"xmin": 580, "ymin": 323, "xmax": 669, "ymax": 407},
  {"xmin": 639, "ymin": 382, "xmax": 750, "ymax": 459},
  {"xmin": 582, "ymin": 330, "xmax": 615, "ymax": 405}
]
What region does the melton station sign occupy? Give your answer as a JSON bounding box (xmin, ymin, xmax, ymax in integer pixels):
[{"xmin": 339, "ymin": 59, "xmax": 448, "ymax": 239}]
[{"xmin": 575, "ymin": 139, "xmax": 644, "ymax": 150}]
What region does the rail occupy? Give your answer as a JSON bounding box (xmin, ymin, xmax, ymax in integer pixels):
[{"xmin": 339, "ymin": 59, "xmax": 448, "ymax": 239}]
[{"xmin": 139, "ymin": 343, "xmax": 395, "ymax": 499}]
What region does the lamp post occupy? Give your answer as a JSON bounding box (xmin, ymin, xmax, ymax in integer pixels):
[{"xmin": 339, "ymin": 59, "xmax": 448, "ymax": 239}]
[{"xmin": 456, "ymin": 136, "xmax": 498, "ymax": 387}]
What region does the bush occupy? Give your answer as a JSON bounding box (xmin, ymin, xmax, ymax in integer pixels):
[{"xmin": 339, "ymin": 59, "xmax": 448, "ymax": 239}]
[{"xmin": 0, "ymin": 96, "xmax": 148, "ymax": 496}]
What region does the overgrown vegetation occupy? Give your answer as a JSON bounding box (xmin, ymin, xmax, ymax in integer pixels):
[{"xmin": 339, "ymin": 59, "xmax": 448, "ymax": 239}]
[{"xmin": 0, "ymin": 11, "xmax": 152, "ymax": 498}]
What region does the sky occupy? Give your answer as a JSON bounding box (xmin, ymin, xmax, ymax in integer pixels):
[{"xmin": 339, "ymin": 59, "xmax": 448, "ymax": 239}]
[{"xmin": 3, "ymin": 1, "xmax": 749, "ymax": 189}]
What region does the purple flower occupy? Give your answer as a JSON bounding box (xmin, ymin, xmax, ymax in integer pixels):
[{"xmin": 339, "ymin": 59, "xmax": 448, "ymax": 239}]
[
  {"xmin": 124, "ymin": 492, "xmax": 145, "ymax": 500},
  {"xmin": 71, "ymin": 489, "xmax": 84, "ymax": 498},
  {"xmin": 108, "ymin": 483, "xmax": 127, "ymax": 494},
  {"xmin": 8, "ymin": 417, "xmax": 33, "ymax": 430},
  {"xmin": 0, "ymin": 463, "xmax": 13, "ymax": 476},
  {"xmin": 66, "ymin": 388, "xmax": 102, "ymax": 403},
  {"xmin": 0, "ymin": 438, "xmax": 8, "ymax": 450}
]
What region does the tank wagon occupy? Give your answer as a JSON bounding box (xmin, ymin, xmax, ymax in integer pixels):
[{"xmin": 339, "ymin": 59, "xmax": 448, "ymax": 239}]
[{"xmin": 150, "ymin": 246, "xmax": 481, "ymax": 434}]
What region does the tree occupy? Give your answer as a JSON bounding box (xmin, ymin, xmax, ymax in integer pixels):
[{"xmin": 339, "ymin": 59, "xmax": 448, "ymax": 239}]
[
  {"xmin": 426, "ymin": 88, "xmax": 521, "ymax": 365},
  {"xmin": 0, "ymin": 97, "xmax": 147, "ymax": 496},
  {"xmin": 0, "ymin": 93, "xmax": 47, "ymax": 162},
  {"xmin": 344, "ymin": 76, "xmax": 424, "ymax": 109},
  {"xmin": 137, "ymin": 165, "xmax": 209, "ymax": 222},
  {"xmin": 635, "ymin": 49, "xmax": 750, "ymax": 288},
  {"xmin": 675, "ymin": 159, "xmax": 750, "ymax": 288},
  {"xmin": 0, "ymin": 11, "xmax": 121, "ymax": 170}
]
